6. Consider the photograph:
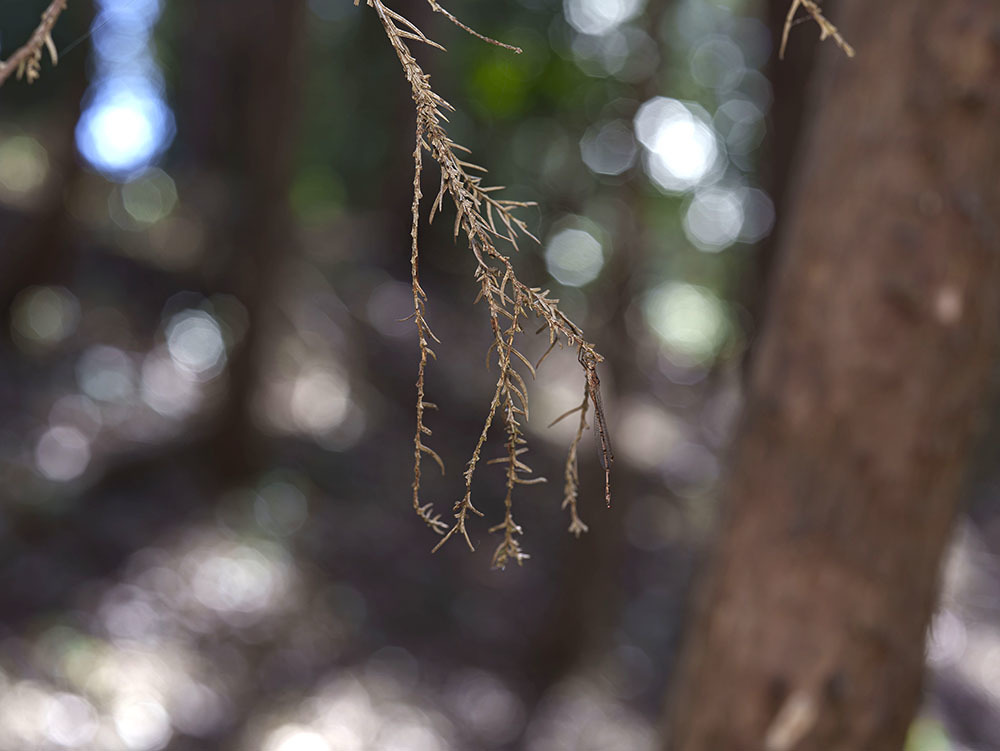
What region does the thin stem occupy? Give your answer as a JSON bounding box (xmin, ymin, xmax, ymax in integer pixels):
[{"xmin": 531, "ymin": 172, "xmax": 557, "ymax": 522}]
[{"xmin": 0, "ymin": 0, "xmax": 68, "ymax": 87}]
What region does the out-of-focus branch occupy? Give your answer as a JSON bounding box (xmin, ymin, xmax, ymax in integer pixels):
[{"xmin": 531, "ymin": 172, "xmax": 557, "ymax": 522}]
[{"xmin": 0, "ymin": 0, "xmax": 68, "ymax": 86}]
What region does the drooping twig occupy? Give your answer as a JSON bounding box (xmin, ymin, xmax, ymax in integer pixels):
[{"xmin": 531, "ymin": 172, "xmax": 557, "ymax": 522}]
[
  {"xmin": 0, "ymin": 1, "xmax": 68, "ymax": 87},
  {"xmin": 410, "ymin": 131, "xmax": 450, "ymax": 535},
  {"xmin": 549, "ymin": 390, "xmax": 590, "ymax": 537},
  {"xmin": 425, "ymin": 0, "xmax": 523, "ymax": 54},
  {"xmin": 369, "ymin": 0, "xmax": 612, "ymax": 563}
]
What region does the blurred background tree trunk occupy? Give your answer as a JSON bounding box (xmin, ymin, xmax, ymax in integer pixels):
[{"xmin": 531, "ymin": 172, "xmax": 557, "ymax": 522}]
[
  {"xmin": 665, "ymin": 0, "xmax": 1000, "ymax": 748},
  {"xmin": 174, "ymin": 0, "xmax": 306, "ymax": 485}
]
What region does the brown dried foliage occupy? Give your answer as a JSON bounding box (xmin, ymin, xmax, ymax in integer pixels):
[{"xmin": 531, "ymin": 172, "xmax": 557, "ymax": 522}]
[{"xmin": 364, "ymin": 0, "xmax": 613, "ymax": 567}]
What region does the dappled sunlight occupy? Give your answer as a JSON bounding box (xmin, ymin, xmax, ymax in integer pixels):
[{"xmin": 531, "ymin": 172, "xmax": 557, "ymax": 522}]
[
  {"xmin": 526, "ymin": 677, "xmax": 658, "ymax": 751},
  {"xmin": 184, "ymin": 538, "xmax": 297, "ymax": 626},
  {"xmin": 2, "ymin": 0, "xmax": 997, "ymax": 747},
  {"xmin": 0, "ymin": 509, "xmax": 651, "ymax": 750},
  {"xmin": 0, "ymin": 521, "xmax": 303, "ymax": 749},
  {"xmin": 444, "ymin": 669, "xmax": 526, "ymax": 745}
]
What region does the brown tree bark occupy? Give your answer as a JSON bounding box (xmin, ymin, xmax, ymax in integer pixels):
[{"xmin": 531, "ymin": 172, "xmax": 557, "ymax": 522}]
[{"xmin": 665, "ymin": 0, "xmax": 1000, "ymax": 749}]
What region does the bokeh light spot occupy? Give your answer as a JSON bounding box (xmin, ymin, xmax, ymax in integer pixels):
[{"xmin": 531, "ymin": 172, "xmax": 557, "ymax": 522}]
[
  {"xmin": 121, "ymin": 168, "xmax": 178, "ymax": 225},
  {"xmin": 166, "ymin": 310, "xmax": 226, "ymax": 379},
  {"xmin": 76, "ymin": 86, "xmax": 175, "ymax": 179},
  {"xmin": 188, "ymin": 541, "xmax": 292, "ymax": 624},
  {"xmin": 113, "ymin": 697, "xmax": 172, "ymax": 751},
  {"xmin": 141, "ymin": 348, "xmax": 203, "ymax": 417},
  {"xmin": 738, "ymin": 188, "xmax": 775, "ymax": 243},
  {"xmin": 255, "ymin": 480, "xmax": 309, "ymax": 536},
  {"xmin": 445, "ymin": 669, "xmax": 525, "ymax": 744},
  {"xmin": 0, "ymin": 135, "xmax": 49, "ymax": 198},
  {"xmin": 290, "ymin": 366, "xmax": 351, "ymax": 435},
  {"xmin": 689, "ymin": 35, "xmax": 745, "ymax": 92},
  {"xmin": 564, "ymin": 0, "xmax": 645, "ymax": 36},
  {"xmin": 44, "ymin": 693, "xmax": 99, "ymax": 748},
  {"xmin": 580, "ymin": 119, "xmax": 637, "ymax": 176},
  {"xmin": 683, "ymin": 187, "xmax": 745, "ymax": 251},
  {"xmin": 35, "ymin": 426, "xmax": 92, "ymax": 482},
  {"xmin": 635, "ymin": 97, "xmax": 719, "ymax": 193},
  {"xmin": 644, "ymin": 282, "xmax": 728, "ymax": 364},
  {"xmin": 11, "ymin": 286, "xmax": 80, "ymax": 347},
  {"xmin": 545, "ymin": 227, "xmax": 604, "ymax": 287},
  {"xmin": 77, "ymin": 346, "xmax": 136, "ymax": 403},
  {"xmin": 265, "ymin": 725, "xmax": 332, "ymax": 751}
]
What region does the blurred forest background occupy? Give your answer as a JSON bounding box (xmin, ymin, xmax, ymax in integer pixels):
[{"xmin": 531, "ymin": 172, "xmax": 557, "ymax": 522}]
[{"xmin": 0, "ymin": 0, "xmax": 998, "ymax": 750}]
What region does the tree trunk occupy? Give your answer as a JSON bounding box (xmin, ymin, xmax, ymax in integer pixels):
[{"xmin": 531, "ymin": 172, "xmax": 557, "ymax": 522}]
[
  {"xmin": 173, "ymin": 0, "xmax": 306, "ymax": 484},
  {"xmin": 665, "ymin": 0, "xmax": 1000, "ymax": 749}
]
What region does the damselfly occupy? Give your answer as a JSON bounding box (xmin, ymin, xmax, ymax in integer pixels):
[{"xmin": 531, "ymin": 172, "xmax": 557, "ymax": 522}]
[{"xmin": 579, "ymin": 349, "xmax": 613, "ymax": 507}]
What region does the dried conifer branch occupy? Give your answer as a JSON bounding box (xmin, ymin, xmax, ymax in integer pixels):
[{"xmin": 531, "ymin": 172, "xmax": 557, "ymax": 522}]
[
  {"xmin": 370, "ymin": 0, "xmax": 612, "ymax": 563},
  {"xmin": 553, "ymin": 391, "xmax": 590, "ymax": 538},
  {"xmin": 410, "ymin": 133, "xmax": 450, "ymax": 535},
  {"xmin": 425, "ymin": 0, "xmax": 523, "ymax": 54},
  {"xmin": 780, "ymin": 0, "xmax": 855, "ymax": 60},
  {"xmin": 486, "ymin": 302, "xmax": 533, "ymax": 568},
  {"xmin": 0, "ymin": 0, "xmax": 67, "ymax": 87},
  {"xmin": 431, "ymin": 360, "xmax": 498, "ymax": 554}
]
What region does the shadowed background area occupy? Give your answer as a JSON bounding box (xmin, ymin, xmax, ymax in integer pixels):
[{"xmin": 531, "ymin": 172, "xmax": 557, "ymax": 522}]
[{"xmin": 0, "ymin": 0, "xmax": 997, "ymax": 750}]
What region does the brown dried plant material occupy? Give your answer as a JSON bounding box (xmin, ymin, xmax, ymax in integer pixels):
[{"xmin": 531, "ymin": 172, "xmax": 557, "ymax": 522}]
[
  {"xmin": 547, "ymin": 389, "xmax": 591, "ymax": 538},
  {"xmin": 0, "ymin": 1, "xmax": 68, "ymax": 87},
  {"xmin": 366, "ymin": 0, "xmax": 612, "ymax": 566},
  {"xmin": 780, "ymin": 0, "xmax": 855, "ymax": 60}
]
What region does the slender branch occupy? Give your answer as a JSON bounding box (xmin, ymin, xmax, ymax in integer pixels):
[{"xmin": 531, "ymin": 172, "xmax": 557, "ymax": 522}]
[
  {"xmin": 0, "ymin": 0, "xmax": 68, "ymax": 87},
  {"xmin": 370, "ymin": 0, "xmax": 613, "ymax": 560},
  {"xmin": 426, "ymin": 0, "xmax": 523, "ymax": 54},
  {"xmin": 410, "ymin": 133, "xmax": 450, "ymax": 535},
  {"xmin": 555, "ymin": 390, "xmax": 590, "ymax": 537},
  {"xmin": 780, "ymin": 0, "xmax": 854, "ymax": 60}
]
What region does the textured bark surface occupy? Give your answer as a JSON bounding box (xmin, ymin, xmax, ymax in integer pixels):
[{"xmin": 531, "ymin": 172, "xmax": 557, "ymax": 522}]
[{"xmin": 666, "ymin": 0, "xmax": 1000, "ymax": 749}]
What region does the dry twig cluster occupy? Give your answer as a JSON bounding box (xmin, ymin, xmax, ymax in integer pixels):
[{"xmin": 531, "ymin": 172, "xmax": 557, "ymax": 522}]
[
  {"xmin": 0, "ymin": 0, "xmax": 67, "ymax": 87},
  {"xmin": 0, "ymin": 0, "xmax": 851, "ymax": 569},
  {"xmin": 363, "ymin": 0, "xmax": 613, "ymax": 567}
]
